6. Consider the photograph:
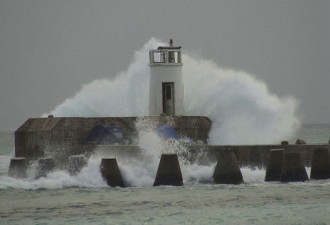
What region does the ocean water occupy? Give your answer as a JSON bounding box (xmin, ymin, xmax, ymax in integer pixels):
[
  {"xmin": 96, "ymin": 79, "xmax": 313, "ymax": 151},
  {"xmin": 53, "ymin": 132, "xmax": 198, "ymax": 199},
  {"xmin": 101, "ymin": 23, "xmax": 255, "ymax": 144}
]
[
  {"xmin": 0, "ymin": 125, "xmax": 329, "ymax": 225},
  {"xmin": 1, "ymin": 39, "xmax": 329, "ymax": 224}
]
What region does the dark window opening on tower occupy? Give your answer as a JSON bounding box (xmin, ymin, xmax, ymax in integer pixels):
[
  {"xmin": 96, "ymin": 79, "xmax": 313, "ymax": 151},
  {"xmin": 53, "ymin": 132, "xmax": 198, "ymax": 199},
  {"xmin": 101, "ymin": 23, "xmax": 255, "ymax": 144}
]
[
  {"xmin": 166, "ymin": 86, "xmax": 172, "ymax": 99},
  {"xmin": 162, "ymin": 82, "xmax": 175, "ymax": 115}
]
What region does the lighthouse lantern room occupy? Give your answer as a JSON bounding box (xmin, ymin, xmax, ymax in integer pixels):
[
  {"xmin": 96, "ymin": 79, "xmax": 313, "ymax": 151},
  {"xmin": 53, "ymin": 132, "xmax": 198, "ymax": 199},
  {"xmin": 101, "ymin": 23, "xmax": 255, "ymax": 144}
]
[{"xmin": 148, "ymin": 39, "xmax": 184, "ymax": 116}]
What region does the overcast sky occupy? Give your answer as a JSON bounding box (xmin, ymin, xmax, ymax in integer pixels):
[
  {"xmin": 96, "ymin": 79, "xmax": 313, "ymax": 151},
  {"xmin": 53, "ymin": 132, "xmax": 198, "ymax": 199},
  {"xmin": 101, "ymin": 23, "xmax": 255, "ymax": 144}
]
[{"xmin": 0, "ymin": 0, "xmax": 329, "ymax": 131}]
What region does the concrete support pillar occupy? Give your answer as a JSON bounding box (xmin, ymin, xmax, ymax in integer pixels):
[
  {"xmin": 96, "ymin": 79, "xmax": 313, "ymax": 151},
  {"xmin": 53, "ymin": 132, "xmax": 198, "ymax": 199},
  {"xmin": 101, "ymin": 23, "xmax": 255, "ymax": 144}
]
[
  {"xmin": 68, "ymin": 155, "xmax": 87, "ymax": 176},
  {"xmin": 280, "ymin": 152, "xmax": 308, "ymax": 182},
  {"xmin": 310, "ymin": 148, "xmax": 330, "ymax": 180},
  {"xmin": 265, "ymin": 149, "xmax": 284, "ymax": 182},
  {"xmin": 8, "ymin": 157, "xmax": 27, "ymax": 178},
  {"xmin": 100, "ymin": 158, "xmax": 124, "ymax": 187},
  {"xmin": 36, "ymin": 157, "xmax": 55, "ymax": 179},
  {"xmin": 153, "ymin": 153, "xmax": 183, "ymax": 186},
  {"xmin": 213, "ymin": 151, "xmax": 243, "ymax": 184}
]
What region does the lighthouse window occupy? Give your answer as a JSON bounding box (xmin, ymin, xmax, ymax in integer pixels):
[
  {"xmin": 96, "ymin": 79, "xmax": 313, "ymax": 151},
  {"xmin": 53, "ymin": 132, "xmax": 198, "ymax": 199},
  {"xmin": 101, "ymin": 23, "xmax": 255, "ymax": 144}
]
[
  {"xmin": 152, "ymin": 51, "xmax": 166, "ymax": 63},
  {"xmin": 166, "ymin": 86, "xmax": 172, "ymax": 99},
  {"xmin": 162, "ymin": 82, "xmax": 175, "ymax": 115}
]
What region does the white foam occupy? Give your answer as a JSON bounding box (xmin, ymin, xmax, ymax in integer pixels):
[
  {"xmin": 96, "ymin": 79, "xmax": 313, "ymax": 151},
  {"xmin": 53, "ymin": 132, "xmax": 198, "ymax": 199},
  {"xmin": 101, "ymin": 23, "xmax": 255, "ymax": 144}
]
[
  {"xmin": 119, "ymin": 159, "xmax": 156, "ymax": 187},
  {"xmin": 0, "ymin": 157, "xmax": 107, "ymax": 190},
  {"xmin": 182, "ymin": 164, "xmax": 215, "ymax": 184},
  {"xmin": 241, "ymin": 167, "xmax": 266, "ymax": 183}
]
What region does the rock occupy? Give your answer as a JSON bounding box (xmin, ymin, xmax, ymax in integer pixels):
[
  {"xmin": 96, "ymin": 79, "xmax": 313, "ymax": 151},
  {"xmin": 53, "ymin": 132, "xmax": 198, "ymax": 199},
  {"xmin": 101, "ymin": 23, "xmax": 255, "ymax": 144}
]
[{"xmin": 295, "ymin": 139, "xmax": 306, "ymax": 144}]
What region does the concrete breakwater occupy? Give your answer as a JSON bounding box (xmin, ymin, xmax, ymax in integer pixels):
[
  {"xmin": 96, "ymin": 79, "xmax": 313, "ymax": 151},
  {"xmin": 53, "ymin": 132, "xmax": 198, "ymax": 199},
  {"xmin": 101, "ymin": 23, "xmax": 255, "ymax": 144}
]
[
  {"xmin": 14, "ymin": 116, "xmax": 211, "ymax": 159},
  {"xmin": 94, "ymin": 144, "xmax": 330, "ymax": 168},
  {"xmin": 13, "ymin": 142, "xmax": 329, "ymax": 170},
  {"xmin": 14, "ymin": 116, "xmax": 329, "ymax": 167},
  {"xmin": 10, "ymin": 116, "xmax": 330, "ymax": 184},
  {"xmin": 8, "ymin": 148, "xmax": 329, "ymax": 185}
]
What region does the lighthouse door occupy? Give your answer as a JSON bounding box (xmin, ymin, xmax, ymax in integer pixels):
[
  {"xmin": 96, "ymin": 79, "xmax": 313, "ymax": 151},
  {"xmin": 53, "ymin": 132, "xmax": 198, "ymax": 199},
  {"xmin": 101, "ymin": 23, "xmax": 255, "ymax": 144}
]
[{"xmin": 162, "ymin": 82, "xmax": 174, "ymax": 115}]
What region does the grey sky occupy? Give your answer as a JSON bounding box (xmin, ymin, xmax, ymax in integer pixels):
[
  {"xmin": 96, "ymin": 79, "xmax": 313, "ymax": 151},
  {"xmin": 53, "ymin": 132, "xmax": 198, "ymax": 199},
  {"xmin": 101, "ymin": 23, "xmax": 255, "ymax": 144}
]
[{"xmin": 0, "ymin": 0, "xmax": 329, "ymax": 131}]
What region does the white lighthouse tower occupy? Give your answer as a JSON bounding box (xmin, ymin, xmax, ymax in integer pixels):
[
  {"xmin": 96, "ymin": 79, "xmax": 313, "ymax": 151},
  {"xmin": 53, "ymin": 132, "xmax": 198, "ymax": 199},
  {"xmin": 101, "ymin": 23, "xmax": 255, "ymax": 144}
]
[{"xmin": 148, "ymin": 39, "xmax": 184, "ymax": 116}]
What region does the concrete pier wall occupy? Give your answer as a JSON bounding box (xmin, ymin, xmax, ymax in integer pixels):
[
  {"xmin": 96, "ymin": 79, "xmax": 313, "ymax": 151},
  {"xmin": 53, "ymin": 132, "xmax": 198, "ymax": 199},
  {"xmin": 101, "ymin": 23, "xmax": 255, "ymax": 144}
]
[
  {"xmin": 204, "ymin": 145, "xmax": 329, "ymax": 167},
  {"xmin": 15, "ymin": 116, "xmax": 211, "ymax": 160},
  {"xmin": 14, "ymin": 116, "xmax": 329, "ymax": 167},
  {"xmin": 94, "ymin": 144, "xmax": 329, "ymax": 167}
]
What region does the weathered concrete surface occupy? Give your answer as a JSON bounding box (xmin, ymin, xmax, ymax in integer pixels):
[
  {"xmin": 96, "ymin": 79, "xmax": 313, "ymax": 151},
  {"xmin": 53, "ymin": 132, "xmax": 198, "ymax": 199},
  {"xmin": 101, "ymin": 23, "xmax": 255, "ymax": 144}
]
[
  {"xmin": 14, "ymin": 116, "xmax": 329, "ymax": 168},
  {"xmin": 8, "ymin": 157, "xmax": 27, "ymax": 178},
  {"xmin": 310, "ymin": 148, "xmax": 330, "ymax": 180},
  {"xmin": 153, "ymin": 153, "xmax": 183, "ymax": 186},
  {"xmin": 100, "ymin": 158, "xmax": 124, "ymax": 187},
  {"xmin": 15, "ymin": 116, "xmax": 211, "ymax": 160},
  {"xmin": 205, "ymin": 145, "xmax": 329, "ymax": 167},
  {"xmin": 265, "ymin": 149, "xmax": 284, "ymax": 182},
  {"xmin": 15, "ymin": 117, "xmax": 136, "ymax": 159},
  {"xmin": 213, "ymin": 150, "xmax": 243, "ymax": 184},
  {"xmin": 280, "ymin": 152, "xmax": 309, "ymax": 182}
]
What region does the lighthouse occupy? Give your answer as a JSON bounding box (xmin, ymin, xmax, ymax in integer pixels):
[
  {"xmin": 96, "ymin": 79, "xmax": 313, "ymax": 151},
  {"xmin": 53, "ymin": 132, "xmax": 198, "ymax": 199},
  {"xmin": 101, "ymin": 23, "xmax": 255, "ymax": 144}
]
[{"xmin": 148, "ymin": 39, "xmax": 184, "ymax": 116}]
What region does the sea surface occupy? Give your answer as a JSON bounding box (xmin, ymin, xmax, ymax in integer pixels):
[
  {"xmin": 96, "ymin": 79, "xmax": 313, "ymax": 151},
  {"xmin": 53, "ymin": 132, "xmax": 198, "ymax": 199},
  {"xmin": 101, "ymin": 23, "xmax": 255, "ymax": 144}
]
[{"xmin": 0, "ymin": 124, "xmax": 330, "ymax": 225}]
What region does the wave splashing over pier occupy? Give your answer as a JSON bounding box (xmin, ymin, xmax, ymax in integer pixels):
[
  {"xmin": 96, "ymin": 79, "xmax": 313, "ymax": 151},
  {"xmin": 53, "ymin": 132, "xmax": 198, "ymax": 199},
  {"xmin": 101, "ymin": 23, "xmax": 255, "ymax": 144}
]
[{"xmin": 47, "ymin": 38, "xmax": 300, "ymax": 145}]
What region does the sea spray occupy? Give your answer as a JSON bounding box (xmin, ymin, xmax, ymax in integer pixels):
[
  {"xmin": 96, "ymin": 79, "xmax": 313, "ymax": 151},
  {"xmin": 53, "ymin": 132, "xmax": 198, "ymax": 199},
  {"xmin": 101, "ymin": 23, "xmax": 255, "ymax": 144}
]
[
  {"xmin": 240, "ymin": 167, "xmax": 266, "ymax": 183},
  {"xmin": 104, "ymin": 118, "xmax": 213, "ymax": 186},
  {"xmin": 44, "ymin": 38, "xmax": 156, "ymax": 117},
  {"xmin": 183, "ymin": 58, "xmax": 300, "ymax": 144},
  {"xmin": 0, "ymin": 156, "xmax": 107, "ymax": 189},
  {"xmin": 0, "ymin": 38, "xmax": 302, "ymax": 189},
  {"xmin": 119, "ymin": 118, "xmax": 196, "ymax": 186},
  {"xmin": 46, "ymin": 37, "xmax": 300, "ymax": 144},
  {"xmin": 182, "ymin": 164, "xmax": 215, "ymax": 184}
]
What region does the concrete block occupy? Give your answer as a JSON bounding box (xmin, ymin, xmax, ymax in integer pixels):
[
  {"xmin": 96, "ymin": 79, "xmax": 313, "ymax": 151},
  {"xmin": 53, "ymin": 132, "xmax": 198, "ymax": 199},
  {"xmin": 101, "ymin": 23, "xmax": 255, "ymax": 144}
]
[
  {"xmin": 265, "ymin": 149, "xmax": 284, "ymax": 182},
  {"xmin": 153, "ymin": 153, "xmax": 183, "ymax": 186},
  {"xmin": 100, "ymin": 158, "xmax": 124, "ymax": 187},
  {"xmin": 310, "ymin": 148, "xmax": 330, "ymax": 180},
  {"xmin": 8, "ymin": 157, "xmax": 27, "ymax": 178},
  {"xmin": 213, "ymin": 150, "xmax": 243, "ymax": 184},
  {"xmin": 36, "ymin": 157, "xmax": 55, "ymax": 179},
  {"xmin": 68, "ymin": 155, "xmax": 87, "ymax": 175},
  {"xmin": 280, "ymin": 152, "xmax": 308, "ymax": 182}
]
